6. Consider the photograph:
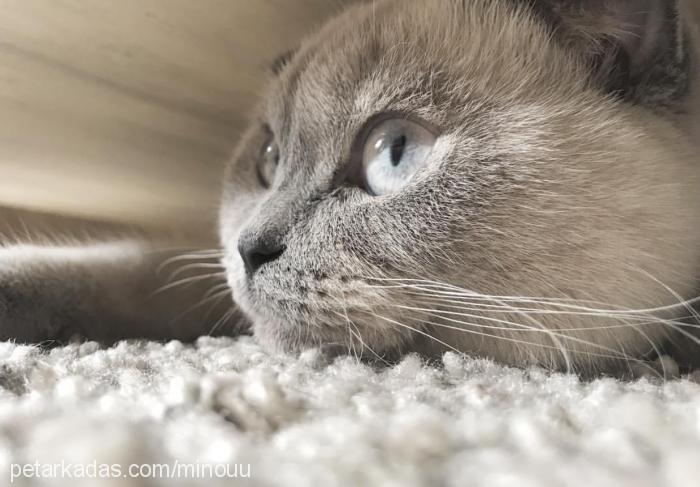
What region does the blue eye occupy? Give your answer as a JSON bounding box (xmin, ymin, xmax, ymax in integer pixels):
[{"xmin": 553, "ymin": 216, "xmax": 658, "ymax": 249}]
[
  {"xmin": 362, "ymin": 118, "xmax": 436, "ymax": 195},
  {"xmin": 257, "ymin": 135, "xmax": 279, "ymax": 188}
]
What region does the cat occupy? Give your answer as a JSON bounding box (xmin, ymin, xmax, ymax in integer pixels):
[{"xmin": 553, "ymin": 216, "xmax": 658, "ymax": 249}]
[{"xmin": 3, "ymin": 0, "xmax": 700, "ymax": 377}]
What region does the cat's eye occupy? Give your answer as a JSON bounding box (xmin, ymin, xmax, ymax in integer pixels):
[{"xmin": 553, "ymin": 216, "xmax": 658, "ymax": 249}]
[
  {"xmin": 361, "ymin": 118, "xmax": 436, "ymax": 195},
  {"xmin": 257, "ymin": 133, "xmax": 279, "ymax": 188}
]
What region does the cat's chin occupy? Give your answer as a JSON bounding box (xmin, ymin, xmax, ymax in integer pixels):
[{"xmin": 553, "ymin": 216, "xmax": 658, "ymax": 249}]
[
  {"xmin": 250, "ymin": 317, "xmax": 363, "ymax": 357},
  {"xmin": 247, "ymin": 306, "xmax": 414, "ymax": 358}
]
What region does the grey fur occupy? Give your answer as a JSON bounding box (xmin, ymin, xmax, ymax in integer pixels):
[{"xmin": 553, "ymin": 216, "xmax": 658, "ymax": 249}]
[{"xmin": 0, "ymin": 241, "xmax": 240, "ymax": 343}]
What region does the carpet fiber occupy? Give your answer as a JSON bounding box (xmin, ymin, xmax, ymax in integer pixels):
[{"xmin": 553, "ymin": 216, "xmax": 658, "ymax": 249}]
[{"xmin": 0, "ymin": 336, "xmax": 699, "ymax": 486}]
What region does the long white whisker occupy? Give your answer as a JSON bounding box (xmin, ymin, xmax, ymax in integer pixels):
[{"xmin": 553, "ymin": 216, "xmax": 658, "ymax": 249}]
[
  {"xmin": 361, "ymin": 310, "xmax": 465, "ymax": 355},
  {"xmin": 202, "ymin": 282, "xmax": 232, "ymax": 300},
  {"xmin": 489, "ymin": 294, "xmax": 573, "ymax": 373},
  {"xmin": 169, "ymin": 262, "xmax": 225, "ymax": 280},
  {"xmin": 406, "ymin": 295, "xmax": 699, "ymax": 330},
  {"xmin": 406, "ymin": 313, "xmax": 659, "ymax": 368},
  {"xmin": 208, "ymin": 308, "xmax": 236, "ymax": 336},
  {"xmin": 330, "ymin": 309, "xmax": 390, "ymax": 365},
  {"xmin": 390, "ymin": 304, "xmax": 638, "ymax": 362},
  {"xmin": 152, "ymin": 272, "xmax": 227, "ymax": 296},
  {"xmin": 155, "ymin": 250, "xmax": 224, "ymax": 274},
  {"xmin": 169, "ymin": 288, "xmax": 233, "ymax": 325},
  {"xmin": 361, "ymin": 279, "xmax": 700, "ymax": 315}
]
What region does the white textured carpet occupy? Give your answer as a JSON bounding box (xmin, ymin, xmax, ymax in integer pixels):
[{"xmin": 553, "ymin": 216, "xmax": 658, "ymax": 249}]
[{"xmin": 0, "ymin": 336, "xmax": 699, "ymax": 486}]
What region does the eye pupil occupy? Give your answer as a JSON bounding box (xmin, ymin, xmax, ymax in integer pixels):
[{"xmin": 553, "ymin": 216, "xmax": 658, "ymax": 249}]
[{"xmin": 390, "ymin": 134, "xmax": 407, "ymax": 167}]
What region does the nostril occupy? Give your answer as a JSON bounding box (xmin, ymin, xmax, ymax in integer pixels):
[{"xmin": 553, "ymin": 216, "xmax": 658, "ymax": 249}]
[
  {"xmin": 238, "ymin": 237, "xmax": 286, "ymax": 276},
  {"xmin": 248, "ymin": 246, "xmax": 285, "ymax": 273}
]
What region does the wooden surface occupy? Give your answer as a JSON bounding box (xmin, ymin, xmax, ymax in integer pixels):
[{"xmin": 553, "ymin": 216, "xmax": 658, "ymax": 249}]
[{"xmin": 0, "ymin": 0, "xmax": 342, "ymax": 236}]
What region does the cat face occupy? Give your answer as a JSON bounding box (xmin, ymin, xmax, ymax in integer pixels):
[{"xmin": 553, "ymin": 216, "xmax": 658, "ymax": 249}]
[{"xmin": 220, "ymin": 0, "xmax": 700, "ymax": 373}]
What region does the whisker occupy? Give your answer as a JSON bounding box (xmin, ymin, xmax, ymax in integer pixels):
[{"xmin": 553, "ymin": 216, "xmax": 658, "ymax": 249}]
[
  {"xmin": 633, "ymin": 269, "xmax": 700, "ymax": 349},
  {"xmin": 202, "ymin": 282, "xmax": 231, "ymax": 300},
  {"xmin": 151, "ymin": 271, "xmax": 227, "ymax": 296},
  {"xmin": 169, "ymin": 262, "xmax": 225, "ymax": 280},
  {"xmin": 357, "ymin": 310, "xmax": 465, "ymax": 355},
  {"xmin": 389, "ymin": 304, "xmax": 638, "ymax": 362},
  {"xmin": 330, "ymin": 309, "xmax": 391, "ymax": 365},
  {"xmin": 202, "ymin": 289, "xmax": 233, "ymax": 322},
  {"xmin": 487, "ymin": 294, "xmax": 573, "ymax": 373},
  {"xmin": 209, "ymin": 307, "xmax": 237, "ymax": 336},
  {"xmin": 410, "ymin": 314, "xmax": 660, "ymax": 371},
  {"xmin": 360, "ymin": 278, "xmax": 700, "ymax": 316},
  {"xmin": 406, "ymin": 295, "xmax": 699, "ymax": 330},
  {"xmin": 347, "ymin": 321, "xmax": 361, "ymax": 363},
  {"xmin": 155, "ymin": 250, "xmax": 224, "ymax": 274}
]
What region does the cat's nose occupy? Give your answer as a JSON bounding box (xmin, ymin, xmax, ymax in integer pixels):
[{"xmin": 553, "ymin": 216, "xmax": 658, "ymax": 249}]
[{"xmin": 237, "ymin": 233, "xmax": 286, "ymax": 276}]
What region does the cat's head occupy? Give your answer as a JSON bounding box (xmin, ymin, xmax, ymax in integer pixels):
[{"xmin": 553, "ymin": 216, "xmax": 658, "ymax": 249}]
[{"xmin": 220, "ymin": 0, "xmax": 700, "ymax": 373}]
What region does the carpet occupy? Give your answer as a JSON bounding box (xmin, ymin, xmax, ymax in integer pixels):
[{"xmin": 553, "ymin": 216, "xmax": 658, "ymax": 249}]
[{"xmin": 0, "ymin": 336, "xmax": 699, "ymax": 486}]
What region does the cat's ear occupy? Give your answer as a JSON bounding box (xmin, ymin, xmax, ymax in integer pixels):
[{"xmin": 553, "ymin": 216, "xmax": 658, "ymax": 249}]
[
  {"xmin": 546, "ymin": 0, "xmax": 690, "ymax": 104},
  {"xmin": 270, "ymin": 49, "xmax": 297, "ymax": 76}
]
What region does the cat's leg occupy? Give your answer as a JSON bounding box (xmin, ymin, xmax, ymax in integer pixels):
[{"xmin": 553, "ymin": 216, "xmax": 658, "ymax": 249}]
[{"xmin": 0, "ymin": 240, "xmax": 244, "ymax": 344}]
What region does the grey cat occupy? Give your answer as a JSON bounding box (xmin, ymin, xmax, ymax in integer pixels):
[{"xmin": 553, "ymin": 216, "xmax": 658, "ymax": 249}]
[{"xmin": 3, "ymin": 0, "xmax": 700, "ymax": 376}]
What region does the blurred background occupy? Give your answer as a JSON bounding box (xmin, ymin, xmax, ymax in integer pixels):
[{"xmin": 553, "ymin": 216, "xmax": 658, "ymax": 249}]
[{"xmin": 0, "ymin": 0, "xmax": 342, "ymax": 243}]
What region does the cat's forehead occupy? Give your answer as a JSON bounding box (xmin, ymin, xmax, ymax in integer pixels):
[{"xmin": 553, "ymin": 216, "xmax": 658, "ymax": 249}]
[{"xmin": 263, "ymin": 0, "xmax": 570, "ymax": 131}]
